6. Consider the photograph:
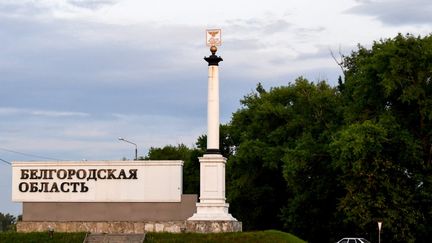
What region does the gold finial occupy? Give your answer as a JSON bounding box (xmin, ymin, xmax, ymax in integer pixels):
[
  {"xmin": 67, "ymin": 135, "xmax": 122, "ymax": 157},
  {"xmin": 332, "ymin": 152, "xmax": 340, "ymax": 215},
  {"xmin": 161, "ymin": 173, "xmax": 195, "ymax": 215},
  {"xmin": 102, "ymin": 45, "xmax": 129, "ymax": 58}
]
[{"xmin": 210, "ymin": 45, "xmax": 217, "ymax": 55}]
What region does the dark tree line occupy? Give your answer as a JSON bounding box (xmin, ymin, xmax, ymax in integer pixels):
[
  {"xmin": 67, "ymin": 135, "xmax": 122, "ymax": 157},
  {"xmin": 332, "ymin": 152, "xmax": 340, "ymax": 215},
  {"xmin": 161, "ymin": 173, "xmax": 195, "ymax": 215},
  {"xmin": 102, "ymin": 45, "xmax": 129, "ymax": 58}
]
[
  {"xmin": 145, "ymin": 34, "xmax": 432, "ymax": 243},
  {"xmin": 0, "ymin": 213, "xmax": 17, "ymax": 232}
]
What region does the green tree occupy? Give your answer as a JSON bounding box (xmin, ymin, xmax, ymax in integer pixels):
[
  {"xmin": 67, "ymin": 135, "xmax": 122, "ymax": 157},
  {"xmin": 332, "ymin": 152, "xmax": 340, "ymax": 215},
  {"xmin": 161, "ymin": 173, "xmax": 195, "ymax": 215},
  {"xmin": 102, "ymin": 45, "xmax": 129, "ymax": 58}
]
[
  {"xmin": 226, "ymin": 78, "xmax": 342, "ymax": 241},
  {"xmin": 335, "ymin": 33, "xmax": 432, "ymax": 242},
  {"xmin": 279, "ymin": 80, "xmax": 343, "ymax": 242},
  {"xmin": 0, "ymin": 213, "xmax": 16, "ymax": 232},
  {"xmin": 331, "ymin": 117, "xmax": 421, "ymax": 242}
]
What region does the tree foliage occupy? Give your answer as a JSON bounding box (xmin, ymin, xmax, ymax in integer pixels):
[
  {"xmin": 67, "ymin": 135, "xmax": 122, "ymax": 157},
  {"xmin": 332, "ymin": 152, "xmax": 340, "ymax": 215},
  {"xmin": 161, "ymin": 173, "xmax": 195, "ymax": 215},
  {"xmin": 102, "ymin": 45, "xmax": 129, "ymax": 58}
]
[
  {"xmin": 0, "ymin": 213, "xmax": 16, "ymax": 232},
  {"xmin": 226, "ymin": 34, "xmax": 431, "ymax": 242},
  {"xmin": 331, "ymin": 117, "xmax": 421, "ymax": 241},
  {"xmin": 224, "ymin": 78, "xmax": 342, "ymax": 239},
  {"xmin": 144, "ymin": 33, "xmax": 432, "ymax": 242},
  {"xmin": 336, "ymin": 33, "xmax": 432, "ymax": 242}
]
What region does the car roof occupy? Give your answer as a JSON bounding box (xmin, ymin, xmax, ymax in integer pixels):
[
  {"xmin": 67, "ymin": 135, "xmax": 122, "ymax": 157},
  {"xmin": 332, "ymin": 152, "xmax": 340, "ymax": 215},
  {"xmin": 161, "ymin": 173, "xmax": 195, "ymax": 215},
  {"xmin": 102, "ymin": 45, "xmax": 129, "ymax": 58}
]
[{"xmin": 338, "ymin": 238, "xmax": 370, "ymax": 241}]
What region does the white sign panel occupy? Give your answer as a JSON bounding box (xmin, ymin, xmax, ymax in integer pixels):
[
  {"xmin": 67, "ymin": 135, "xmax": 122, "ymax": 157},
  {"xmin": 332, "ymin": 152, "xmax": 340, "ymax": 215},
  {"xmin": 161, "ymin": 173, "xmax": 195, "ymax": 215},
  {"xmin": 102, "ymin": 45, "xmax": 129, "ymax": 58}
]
[{"xmin": 12, "ymin": 161, "xmax": 183, "ymax": 202}]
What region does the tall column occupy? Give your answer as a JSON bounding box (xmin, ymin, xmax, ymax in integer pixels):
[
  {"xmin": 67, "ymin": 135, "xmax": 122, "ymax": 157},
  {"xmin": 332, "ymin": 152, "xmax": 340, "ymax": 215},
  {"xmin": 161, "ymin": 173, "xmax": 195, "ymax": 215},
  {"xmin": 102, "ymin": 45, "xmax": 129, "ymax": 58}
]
[
  {"xmin": 188, "ymin": 46, "xmax": 237, "ymax": 221},
  {"xmin": 207, "ymin": 63, "xmax": 220, "ymax": 153}
]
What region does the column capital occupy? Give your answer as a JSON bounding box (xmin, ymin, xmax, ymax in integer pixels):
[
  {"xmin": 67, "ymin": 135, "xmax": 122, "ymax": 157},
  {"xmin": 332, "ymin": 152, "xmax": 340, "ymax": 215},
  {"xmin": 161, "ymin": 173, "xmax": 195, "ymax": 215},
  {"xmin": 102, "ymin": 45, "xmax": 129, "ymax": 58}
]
[{"xmin": 204, "ymin": 54, "xmax": 223, "ymax": 66}]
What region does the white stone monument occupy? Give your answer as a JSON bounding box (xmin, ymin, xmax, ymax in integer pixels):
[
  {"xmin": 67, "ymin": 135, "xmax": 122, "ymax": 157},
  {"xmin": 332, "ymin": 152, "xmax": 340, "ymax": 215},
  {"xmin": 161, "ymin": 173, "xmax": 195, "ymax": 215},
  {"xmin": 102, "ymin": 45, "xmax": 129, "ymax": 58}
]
[
  {"xmin": 188, "ymin": 29, "xmax": 237, "ymax": 221},
  {"xmin": 11, "ymin": 29, "xmax": 241, "ymax": 234}
]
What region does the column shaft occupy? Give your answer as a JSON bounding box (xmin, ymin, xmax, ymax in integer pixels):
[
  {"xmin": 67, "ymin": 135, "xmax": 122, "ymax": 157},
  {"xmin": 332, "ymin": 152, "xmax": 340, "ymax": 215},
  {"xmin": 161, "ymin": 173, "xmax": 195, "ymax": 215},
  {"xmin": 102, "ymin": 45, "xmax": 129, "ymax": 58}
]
[{"xmin": 207, "ymin": 66, "xmax": 219, "ymax": 151}]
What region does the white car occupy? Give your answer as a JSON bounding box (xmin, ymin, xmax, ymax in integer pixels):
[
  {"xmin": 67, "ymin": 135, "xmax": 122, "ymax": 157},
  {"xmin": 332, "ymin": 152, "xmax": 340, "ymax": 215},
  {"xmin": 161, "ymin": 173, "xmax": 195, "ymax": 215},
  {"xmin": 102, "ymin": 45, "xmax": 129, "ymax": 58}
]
[{"xmin": 336, "ymin": 238, "xmax": 371, "ymax": 243}]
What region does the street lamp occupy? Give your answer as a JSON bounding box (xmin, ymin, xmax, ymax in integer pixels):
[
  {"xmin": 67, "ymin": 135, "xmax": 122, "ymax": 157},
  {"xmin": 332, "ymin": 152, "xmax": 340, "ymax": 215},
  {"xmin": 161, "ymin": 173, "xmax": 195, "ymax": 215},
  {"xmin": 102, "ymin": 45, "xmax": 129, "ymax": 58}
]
[
  {"xmin": 378, "ymin": 221, "xmax": 383, "ymax": 243},
  {"xmin": 118, "ymin": 137, "xmax": 137, "ymax": 160}
]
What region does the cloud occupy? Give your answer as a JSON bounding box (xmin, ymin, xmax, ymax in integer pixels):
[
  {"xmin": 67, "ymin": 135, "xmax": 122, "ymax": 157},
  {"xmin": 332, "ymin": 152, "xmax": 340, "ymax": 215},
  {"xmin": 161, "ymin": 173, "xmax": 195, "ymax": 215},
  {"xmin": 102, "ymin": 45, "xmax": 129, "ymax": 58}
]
[
  {"xmin": 0, "ymin": 1, "xmax": 49, "ymax": 18},
  {"xmin": 263, "ymin": 19, "xmax": 292, "ymax": 34},
  {"xmin": 225, "ymin": 17, "xmax": 294, "ymax": 39},
  {"xmin": 67, "ymin": 0, "xmax": 118, "ymax": 10},
  {"xmin": 347, "ymin": 0, "xmax": 432, "ymax": 26},
  {"xmin": 31, "ymin": 110, "xmax": 89, "ymax": 117},
  {"xmin": 0, "ymin": 107, "xmax": 89, "ymax": 117},
  {"xmin": 0, "ymin": 13, "xmax": 209, "ymax": 119},
  {"xmin": 293, "ymin": 27, "xmax": 326, "ymax": 39}
]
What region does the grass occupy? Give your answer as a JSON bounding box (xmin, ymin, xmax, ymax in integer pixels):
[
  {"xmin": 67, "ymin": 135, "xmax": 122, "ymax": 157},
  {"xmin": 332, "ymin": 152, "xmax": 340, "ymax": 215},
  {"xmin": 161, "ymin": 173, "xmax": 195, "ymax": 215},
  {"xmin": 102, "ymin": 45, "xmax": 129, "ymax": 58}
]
[
  {"xmin": 0, "ymin": 230, "xmax": 306, "ymax": 243},
  {"xmin": 145, "ymin": 230, "xmax": 306, "ymax": 243}
]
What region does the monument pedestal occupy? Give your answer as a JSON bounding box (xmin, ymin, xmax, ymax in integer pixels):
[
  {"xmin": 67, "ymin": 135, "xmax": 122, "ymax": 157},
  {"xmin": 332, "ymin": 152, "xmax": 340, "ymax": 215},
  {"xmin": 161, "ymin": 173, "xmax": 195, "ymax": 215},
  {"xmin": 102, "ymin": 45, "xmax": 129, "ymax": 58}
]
[{"xmin": 188, "ymin": 154, "xmax": 237, "ymax": 222}]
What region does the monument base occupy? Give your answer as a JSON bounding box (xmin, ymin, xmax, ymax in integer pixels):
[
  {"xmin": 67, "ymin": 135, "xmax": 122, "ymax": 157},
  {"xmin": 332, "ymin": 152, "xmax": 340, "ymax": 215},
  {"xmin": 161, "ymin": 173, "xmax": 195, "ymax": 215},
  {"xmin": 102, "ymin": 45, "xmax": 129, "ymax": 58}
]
[
  {"xmin": 189, "ymin": 153, "xmax": 238, "ymax": 222},
  {"xmin": 188, "ymin": 202, "xmax": 237, "ymax": 221},
  {"xmin": 17, "ymin": 220, "xmax": 242, "ymax": 233}
]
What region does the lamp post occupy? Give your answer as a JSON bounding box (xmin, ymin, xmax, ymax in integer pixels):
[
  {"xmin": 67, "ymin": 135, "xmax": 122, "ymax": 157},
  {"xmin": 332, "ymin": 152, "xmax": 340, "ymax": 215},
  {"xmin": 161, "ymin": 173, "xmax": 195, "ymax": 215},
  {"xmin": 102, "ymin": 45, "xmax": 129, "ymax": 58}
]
[
  {"xmin": 118, "ymin": 137, "xmax": 137, "ymax": 160},
  {"xmin": 378, "ymin": 221, "xmax": 382, "ymax": 243}
]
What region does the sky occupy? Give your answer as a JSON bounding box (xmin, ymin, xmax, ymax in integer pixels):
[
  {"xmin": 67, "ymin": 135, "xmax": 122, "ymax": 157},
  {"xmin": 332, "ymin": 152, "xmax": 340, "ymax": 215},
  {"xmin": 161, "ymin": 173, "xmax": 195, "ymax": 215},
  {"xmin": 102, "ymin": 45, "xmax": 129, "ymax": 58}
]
[{"xmin": 1, "ymin": 0, "xmax": 431, "ymax": 216}]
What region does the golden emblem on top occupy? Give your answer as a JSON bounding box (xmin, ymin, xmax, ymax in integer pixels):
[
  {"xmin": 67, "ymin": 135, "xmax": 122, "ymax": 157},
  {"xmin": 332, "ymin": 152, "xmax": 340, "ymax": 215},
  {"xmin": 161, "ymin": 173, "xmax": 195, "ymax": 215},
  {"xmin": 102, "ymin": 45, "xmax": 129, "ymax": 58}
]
[
  {"xmin": 208, "ymin": 31, "xmax": 219, "ymax": 37},
  {"xmin": 206, "ymin": 29, "xmax": 222, "ymax": 47}
]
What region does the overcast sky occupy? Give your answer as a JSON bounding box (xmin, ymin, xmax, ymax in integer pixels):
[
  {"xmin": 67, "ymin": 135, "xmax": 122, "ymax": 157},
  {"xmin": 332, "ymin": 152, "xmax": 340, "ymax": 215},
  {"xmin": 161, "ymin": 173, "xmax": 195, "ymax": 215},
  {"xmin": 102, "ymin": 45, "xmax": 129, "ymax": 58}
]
[{"xmin": 1, "ymin": 0, "xmax": 431, "ymax": 215}]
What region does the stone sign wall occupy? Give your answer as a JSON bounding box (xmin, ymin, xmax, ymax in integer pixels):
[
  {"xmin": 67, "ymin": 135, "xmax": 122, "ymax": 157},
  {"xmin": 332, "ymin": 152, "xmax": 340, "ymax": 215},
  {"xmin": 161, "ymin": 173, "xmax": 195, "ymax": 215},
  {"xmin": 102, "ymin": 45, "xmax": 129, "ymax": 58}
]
[{"xmin": 12, "ymin": 161, "xmax": 183, "ymax": 202}]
